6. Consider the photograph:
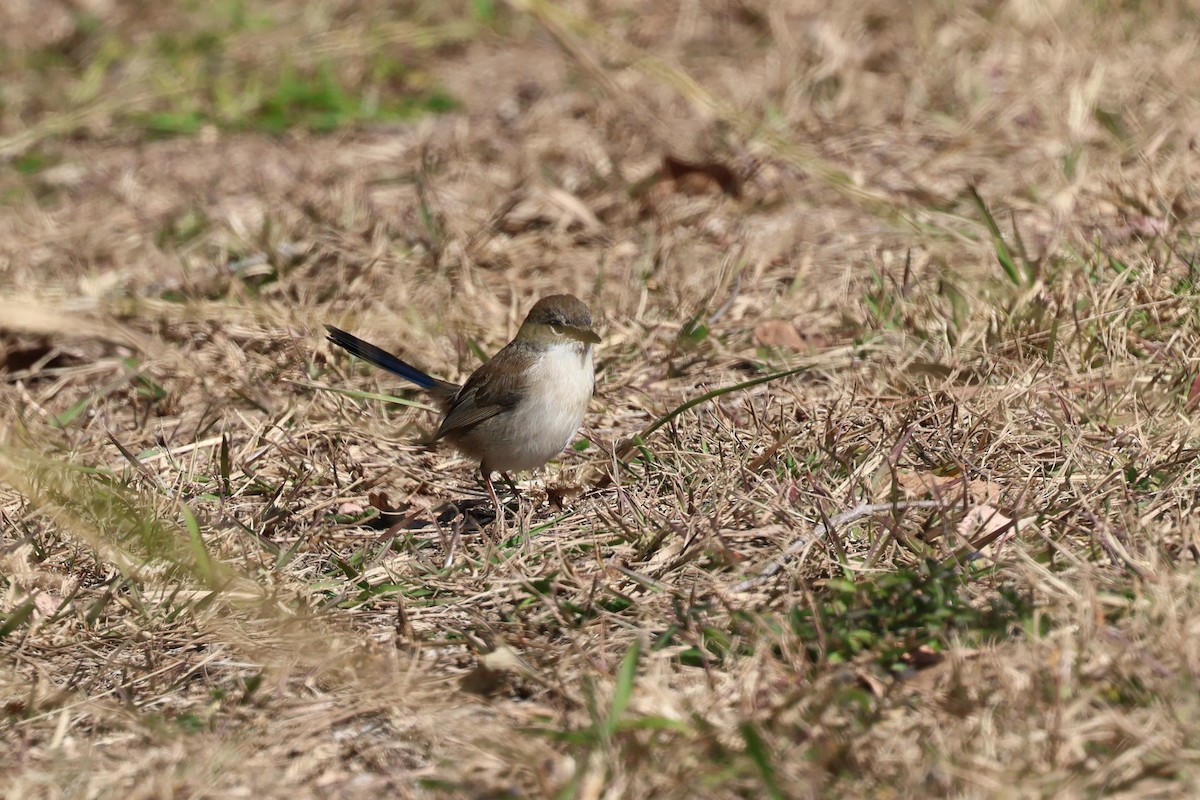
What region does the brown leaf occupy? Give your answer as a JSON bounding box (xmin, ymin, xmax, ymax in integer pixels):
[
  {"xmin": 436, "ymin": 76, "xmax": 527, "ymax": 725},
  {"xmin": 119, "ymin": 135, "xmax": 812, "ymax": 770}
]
[
  {"xmin": 662, "ymin": 155, "xmax": 742, "ymax": 199},
  {"xmin": 460, "ymin": 645, "xmax": 525, "ymax": 697},
  {"xmin": 901, "ymin": 645, "xmax": 945, "ymax": 671},
  {"xmin": 368, "ymin": 492, "xmax": 396, "ymax": 512},
  {"xmin": 546, "ymin": 482, "xmax": 584, "ymax": 509},
  {"xmin": 894, "ymin": 470, "xmax": 1002, "ymax": 503},
  {"xmin": 956, "ymin": 504, "xmax": 1016, "ymax": 550},
  {"xmin": 753, "ymin": 320, "xmax": 805, "ymax": 351}
]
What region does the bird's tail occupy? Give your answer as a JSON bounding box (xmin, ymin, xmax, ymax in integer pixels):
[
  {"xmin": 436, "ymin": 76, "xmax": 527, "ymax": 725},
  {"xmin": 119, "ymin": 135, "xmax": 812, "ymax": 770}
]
[{"xmin": 325, "ymin": 325, "xmax": 457, "ymax": 395}]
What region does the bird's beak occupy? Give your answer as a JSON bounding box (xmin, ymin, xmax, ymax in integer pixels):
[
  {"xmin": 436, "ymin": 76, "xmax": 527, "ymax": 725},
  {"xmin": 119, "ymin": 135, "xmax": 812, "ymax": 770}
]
[{"xmin": 572, "ymin": 327, "xmax": 602, "ymax": 344}]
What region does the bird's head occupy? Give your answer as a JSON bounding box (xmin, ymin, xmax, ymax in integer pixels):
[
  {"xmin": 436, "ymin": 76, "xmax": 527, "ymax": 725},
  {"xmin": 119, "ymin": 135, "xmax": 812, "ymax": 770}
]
[{"xmin": 515, "ymin": 294, "xmax": 601, "ymax": 346}]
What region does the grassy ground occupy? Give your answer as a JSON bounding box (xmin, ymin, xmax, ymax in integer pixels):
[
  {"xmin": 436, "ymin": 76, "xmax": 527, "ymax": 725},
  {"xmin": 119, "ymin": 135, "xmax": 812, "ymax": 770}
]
[{"xmin": 3, "ymin": 0, "xmax": 1200, "ymax": 796}]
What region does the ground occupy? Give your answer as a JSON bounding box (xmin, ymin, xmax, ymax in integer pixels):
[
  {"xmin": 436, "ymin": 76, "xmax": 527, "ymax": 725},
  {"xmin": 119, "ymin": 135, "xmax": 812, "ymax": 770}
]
[{"xmin": 2, "ymin": 0, "xmax": 1200, "ymax": 797}]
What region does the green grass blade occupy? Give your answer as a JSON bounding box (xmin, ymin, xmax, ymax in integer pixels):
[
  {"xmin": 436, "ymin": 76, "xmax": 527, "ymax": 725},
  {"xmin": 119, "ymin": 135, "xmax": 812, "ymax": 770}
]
[
  {"xmin": 739, "ymin": 721, "xmax": 784, "ymax": 800},
  {"xmin": 604, "ymin": 639, "xmax": 640, "ymax": 738},
  {"xmin": 182, "ymin": 503, "xmax": 219, "ymax": 587},
  {"xmin": 968, "ymin": 185, "xmax": 1024, "ymax": 286},
  {"xmin": 0, "ymin": 596, "xmax": 38, "ymax": 641}
]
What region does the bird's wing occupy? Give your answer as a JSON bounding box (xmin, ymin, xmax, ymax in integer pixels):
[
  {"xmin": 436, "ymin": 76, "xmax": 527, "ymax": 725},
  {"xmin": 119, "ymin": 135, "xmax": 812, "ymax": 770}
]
[{"xmin": 434, "ymin": 346, "xmax": 529, "ymax": 439}]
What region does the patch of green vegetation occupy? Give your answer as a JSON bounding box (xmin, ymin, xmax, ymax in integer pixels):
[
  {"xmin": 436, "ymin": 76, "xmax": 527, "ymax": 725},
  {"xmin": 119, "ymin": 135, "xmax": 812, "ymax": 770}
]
[
  {"xmin": 527, "ymin": 642, "xmax": 693, "ymax": 788},
  {"xmin": 670, "ymin": 622, "xmax": 748, "ymax": 668},
  {"xmin": 654, "ymin": 560, "xmax": 1030, "ymax": 675},
  {"xmin": 315, "ymin": 548, "xmax": 445, "ymax": 610},
  {"xmin": 133, "ymin": 55, "xmax": 457, "ymax": 137},
  {"xmin": 1093, "ymin": 106, "xmax": 1129, "ymax": 141},
  {"xmin": 677, "ymin": 315, "xmax": 710, "ymax": 346},
  {"xmin": 12, "ymin": 151, "xmax": 54, "ymax": 175},
  {"xmin": 156, "ymin": 207, "xmax": 210, "ymax": 249},
  {"xmin": 864, "ymin": 266, "xmax": 903, "ymax": 331},
  {"xmin": 786, "ymin": 560, "xmax": 1029, "ymax": 672},
  {"xmin": 471, "ymin": 0, "xmax": 496, "ymax": 21},
  {"xmin": 970, "ymin": 186, "xmax": 1036, "ymax": 287},
  {"xmin": 140, "ymin": 110, "xmax": 209, "ymax": 138},
  {"xmin": 174, "ymin": 711, "xmax": 208, "ymax": 734},
  {"xmin": 125, "ymin": 359, "xmax": 169, "ymax": 403},
  {"xmin": 267, "ymin": 63, "xmax": 454, "ymax": 134},
  {"xmin": 2, "ymin": 3, "xmax": 461, "ymax": 147},
  {"xmin": 0, "ymin": 596, "xmax": 38, "ymax": 642}
]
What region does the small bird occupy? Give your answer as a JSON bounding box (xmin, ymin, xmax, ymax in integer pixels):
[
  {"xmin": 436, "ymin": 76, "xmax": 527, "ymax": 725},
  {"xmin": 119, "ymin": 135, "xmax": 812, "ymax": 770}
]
[{"xmin": 325, "ymin": 294, "xmax": 600, "ymax": 521}]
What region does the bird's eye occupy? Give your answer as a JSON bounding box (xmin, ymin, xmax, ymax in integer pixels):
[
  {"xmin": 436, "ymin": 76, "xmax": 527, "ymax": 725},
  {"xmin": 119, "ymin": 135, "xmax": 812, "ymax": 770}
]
[{"xmin": 550, "ymin": 324, "xmax": 565, "ymax": 336}]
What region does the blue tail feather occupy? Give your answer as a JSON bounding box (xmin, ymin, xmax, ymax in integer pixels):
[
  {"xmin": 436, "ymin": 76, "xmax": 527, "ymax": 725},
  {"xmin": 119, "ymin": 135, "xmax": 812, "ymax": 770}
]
[{"xmin": 325, "ymin": 325, "xmax": 440, "ymax": 391}]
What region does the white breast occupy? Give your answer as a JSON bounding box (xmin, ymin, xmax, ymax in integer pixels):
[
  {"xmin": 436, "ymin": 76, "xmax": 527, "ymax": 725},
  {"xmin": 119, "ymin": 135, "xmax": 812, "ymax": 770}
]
[{"xmin": 473, "ymin": 342, "xmax": 594, "ymax": 474}]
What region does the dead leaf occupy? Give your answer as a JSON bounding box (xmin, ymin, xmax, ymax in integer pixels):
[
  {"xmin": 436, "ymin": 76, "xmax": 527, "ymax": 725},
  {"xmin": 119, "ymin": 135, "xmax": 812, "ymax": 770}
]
[
  {"xmin": 1127, "ymin": 215, "xmax": 1169, "ymax": 238},
  {"xmin": 499, "ymin": 187, "xmax": 602, "ymax": 234},
  {"xmin": 542, "ymin": 186, "xmax": 603, "ymax": 233},
  {"xmin": 753, "ymin": 320, "xmax": 805, "ymax": 351},
  {"xmin": 460, "ymin": 663, "xmax": 506, "ymax": 696},
  {"xmin": 480, "ymin": 644, "xmax": 523, "ymax": 672},
  {"xmin": 546, "ymin": 482, "xmax": 584, "ymax": 509},
  {"xmin": 460, "ymin": 644, "xmax": 525, "ymax": 697},
  {"xmin": 901, "ymin": 645, "xmax": 945, "ymax": 671},
  {"xmin": 34, "ymin": 592, "xmax": 61, "ymax": 618},
  {"xmin": 858, "ymin": 668, "xmax": 888, "ymax": 697},
  {"xmin": 661, "ymin": 155, "xmax": 742, "ymax": 199},
  {"xmin": 957, "ymin": 504, "xmax": 1016, "ymax": 551},
  {"xmin": 895, "ymin": 470, "xmax": 1003, "ymax": 503},
  {"xmin": 368, "ymin": 492, "xmax": 396, "ymax": 512}
]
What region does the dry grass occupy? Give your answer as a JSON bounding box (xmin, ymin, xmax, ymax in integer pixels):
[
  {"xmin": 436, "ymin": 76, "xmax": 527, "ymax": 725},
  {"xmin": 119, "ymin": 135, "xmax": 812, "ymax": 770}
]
[{"xmin": 3, "ymin": 0, "xmax": 1200, "ymax": 796}]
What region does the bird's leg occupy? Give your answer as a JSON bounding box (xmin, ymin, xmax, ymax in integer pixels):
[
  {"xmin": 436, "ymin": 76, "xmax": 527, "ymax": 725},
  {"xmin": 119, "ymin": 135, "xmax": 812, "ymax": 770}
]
[
  {"xmin": 501, "ymin": 472, "xmax": 521, "ymax": 499},
  {"xmin": 481, "ymin": 468, "xmax": 505, "ymax": 528}
]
